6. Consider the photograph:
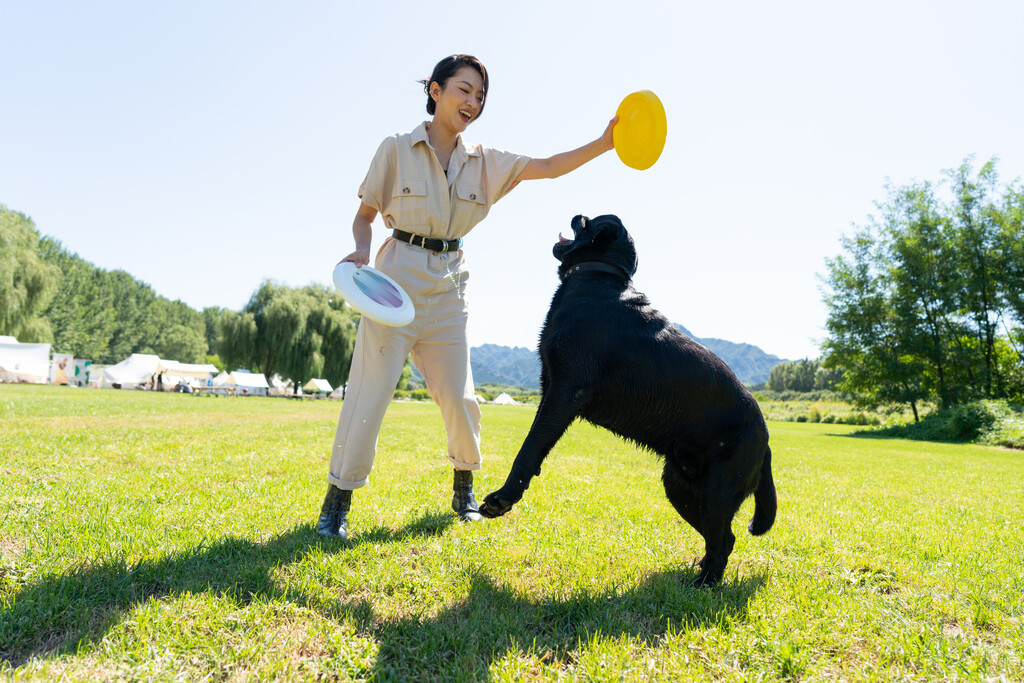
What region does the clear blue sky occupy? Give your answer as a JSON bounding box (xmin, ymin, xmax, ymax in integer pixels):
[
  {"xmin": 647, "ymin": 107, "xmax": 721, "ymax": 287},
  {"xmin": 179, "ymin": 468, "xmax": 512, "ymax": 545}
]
[{"xmin": 3, "ymin": 1, "xmax": 1022, "ymax": 360}]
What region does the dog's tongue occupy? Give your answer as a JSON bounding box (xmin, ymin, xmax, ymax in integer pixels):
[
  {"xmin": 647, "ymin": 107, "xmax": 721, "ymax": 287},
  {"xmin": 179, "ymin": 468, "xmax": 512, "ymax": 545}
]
[{"xmin": 558, "ymin": 233, "xmax": 570, "ymax": 243}]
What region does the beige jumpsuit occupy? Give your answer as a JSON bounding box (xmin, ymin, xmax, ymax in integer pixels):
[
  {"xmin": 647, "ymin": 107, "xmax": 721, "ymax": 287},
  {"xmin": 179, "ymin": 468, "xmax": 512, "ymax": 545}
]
[{"xmin": 328, "ymin": 122, "xmax": 531, "ymax": 490}]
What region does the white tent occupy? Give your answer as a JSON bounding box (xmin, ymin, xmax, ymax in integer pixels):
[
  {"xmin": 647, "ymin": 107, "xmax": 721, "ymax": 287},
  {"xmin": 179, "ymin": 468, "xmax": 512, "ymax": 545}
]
[
  {"xmin": 268, "ymin": 374, "xmax": 291, "ymax": 397},
  {"xmin": 304, "ymin": 378, "xmax": 333, "ymax": 394},
  {"xmin": 0, "ymin": 339, "xmax": 51, "ymax": 383},
  {"xmin": 492, "ymin": 392, "xmax": 518, "ymax": 405},
  {"xmin": 158, "ymin": 359, "xmax": 218, "ymax": 379},
  {"xmin": 213, "ymin": 370, "xmax": 269, "ymax": 396},
  {"xmin": 100, "ymin": 353, "xmax": 160, "ymax": 389},
  {"xmin": 233, "ymin": 371, "xmax": 269, "ymax": 396}
]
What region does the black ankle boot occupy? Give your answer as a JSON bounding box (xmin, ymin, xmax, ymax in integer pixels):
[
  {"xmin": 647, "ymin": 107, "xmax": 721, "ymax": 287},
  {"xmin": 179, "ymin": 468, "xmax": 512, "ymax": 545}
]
[
  {"xmin": 316, "ymin": 484, "xmax": 352, "ymax": 538},
  {"xmin": 452, "ymin": 469, "xmax": 482, "ymax": 522}
]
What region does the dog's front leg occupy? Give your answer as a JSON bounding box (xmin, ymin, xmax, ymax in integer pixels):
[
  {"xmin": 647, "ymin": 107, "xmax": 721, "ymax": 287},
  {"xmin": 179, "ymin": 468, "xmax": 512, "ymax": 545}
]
[{"xmin": 480, "ymin": 384, "xmax": 583, "ymax": 518}]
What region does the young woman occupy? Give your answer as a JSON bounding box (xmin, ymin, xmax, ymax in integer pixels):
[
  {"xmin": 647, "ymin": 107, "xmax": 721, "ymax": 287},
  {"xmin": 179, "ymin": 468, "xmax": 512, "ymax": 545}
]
[{"xmin": 317, "ymin": 54, "xmax": 616, "ymax": 538}]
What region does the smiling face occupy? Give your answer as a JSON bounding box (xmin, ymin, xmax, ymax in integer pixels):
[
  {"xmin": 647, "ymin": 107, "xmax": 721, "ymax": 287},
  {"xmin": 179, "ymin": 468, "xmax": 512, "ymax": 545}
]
[{"xmin": 430, "ymin": 66, "xmax": 485, "ymax": 134}]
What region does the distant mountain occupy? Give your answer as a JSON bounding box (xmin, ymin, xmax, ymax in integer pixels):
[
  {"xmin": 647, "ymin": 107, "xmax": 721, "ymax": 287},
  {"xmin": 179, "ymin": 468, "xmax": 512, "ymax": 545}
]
[
  {"xmin": 469, "ymin": 344, "xmax": 541, "ymax": 388},
  {"xmin": 459, "ymin": 328, "xmax": 787, "ymax": 390},
  {"xmin": 674, "ymin": 325, "xmax": 788, "ymax": 385}
]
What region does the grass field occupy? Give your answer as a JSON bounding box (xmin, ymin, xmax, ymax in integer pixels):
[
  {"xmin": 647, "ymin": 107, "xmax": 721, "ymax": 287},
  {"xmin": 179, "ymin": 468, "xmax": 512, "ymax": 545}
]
[{"xmin": 1, "ymin": 385, "xmax": 1022, "ymax": 681}]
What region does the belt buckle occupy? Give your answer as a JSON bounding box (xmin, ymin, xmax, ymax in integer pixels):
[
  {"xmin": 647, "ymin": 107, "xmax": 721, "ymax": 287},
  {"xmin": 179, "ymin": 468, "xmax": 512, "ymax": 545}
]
[{"xmin": 441, "ymin": 239, "xmax": 449, "ymax": 253}]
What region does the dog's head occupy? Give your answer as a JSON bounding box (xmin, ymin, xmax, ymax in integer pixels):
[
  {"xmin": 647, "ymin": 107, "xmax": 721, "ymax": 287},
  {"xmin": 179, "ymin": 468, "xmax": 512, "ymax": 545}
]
[{"xmin": 553, "ymin": 214, "xmax": 638, "ymax": 281}]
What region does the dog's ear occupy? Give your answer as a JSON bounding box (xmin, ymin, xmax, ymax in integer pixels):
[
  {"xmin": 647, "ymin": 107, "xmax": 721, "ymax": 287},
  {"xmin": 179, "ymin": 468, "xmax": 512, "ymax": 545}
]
[{"xmin": 590, "ymin": 215, "xmax": 638, "ymax": 276}]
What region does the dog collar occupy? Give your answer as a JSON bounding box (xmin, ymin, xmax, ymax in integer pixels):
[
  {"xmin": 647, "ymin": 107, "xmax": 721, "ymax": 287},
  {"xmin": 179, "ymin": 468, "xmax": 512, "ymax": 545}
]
[{"xmin": 560, "ymin": 262, "xmax": 632, "ymax": 283}]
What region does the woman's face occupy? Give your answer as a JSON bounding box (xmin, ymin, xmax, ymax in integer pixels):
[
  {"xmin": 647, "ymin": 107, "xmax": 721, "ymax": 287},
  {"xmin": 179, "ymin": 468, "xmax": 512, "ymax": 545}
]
[{"xmin": 430, "ymin": 66, "xmax": 485, "ymax": 133}]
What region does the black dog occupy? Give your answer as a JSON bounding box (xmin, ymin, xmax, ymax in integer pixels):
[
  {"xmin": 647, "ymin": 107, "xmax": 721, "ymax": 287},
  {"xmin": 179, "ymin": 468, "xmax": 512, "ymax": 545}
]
[{"xmin": 480, "ymin": 214, "xmax": 777, "ymax": 587}]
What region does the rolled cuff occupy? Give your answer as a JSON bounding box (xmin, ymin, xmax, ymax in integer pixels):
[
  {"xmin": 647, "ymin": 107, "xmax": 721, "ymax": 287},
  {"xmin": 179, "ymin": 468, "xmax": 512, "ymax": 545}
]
[
  {"xmin": 448, "ymin": 456, "xmax": 481, "ymax": 471},
  {"xmin": 327, "ymin": 472, "xmax": 369, "ymax": 490}
]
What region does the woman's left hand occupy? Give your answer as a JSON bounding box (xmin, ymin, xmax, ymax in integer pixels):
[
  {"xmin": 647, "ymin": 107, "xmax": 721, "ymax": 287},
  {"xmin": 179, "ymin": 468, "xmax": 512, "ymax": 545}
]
[{"xmin": 601, "ymin": 116, "xmax": 619, "ymax": 152}]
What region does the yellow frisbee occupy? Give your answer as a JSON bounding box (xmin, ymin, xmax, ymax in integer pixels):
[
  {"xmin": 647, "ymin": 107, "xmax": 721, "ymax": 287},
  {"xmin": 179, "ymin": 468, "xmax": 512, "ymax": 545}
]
[{"xmin": 613, "ymin": 90, "xmax": 667, "ymax": 170}]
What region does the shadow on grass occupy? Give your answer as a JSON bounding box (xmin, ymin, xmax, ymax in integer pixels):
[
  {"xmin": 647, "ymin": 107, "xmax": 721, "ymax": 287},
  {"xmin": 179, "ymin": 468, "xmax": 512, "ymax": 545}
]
[
  {"xmin": 0, "ymin": 511, "xmax": 454, "ymax": 667},
  {"xmin": 360, "ymin": 569, "xmax": 766, "ymax": 681},
  {"xmin": 2, "ymin": 510, "xmax": 766, "ymax": 678}
]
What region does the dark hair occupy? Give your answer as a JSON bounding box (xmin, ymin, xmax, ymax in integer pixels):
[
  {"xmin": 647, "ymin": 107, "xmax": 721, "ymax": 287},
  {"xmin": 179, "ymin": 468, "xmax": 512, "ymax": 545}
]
[{"xmin": 419, "ymin": 54, "xmax": 489, "ymax": 120}]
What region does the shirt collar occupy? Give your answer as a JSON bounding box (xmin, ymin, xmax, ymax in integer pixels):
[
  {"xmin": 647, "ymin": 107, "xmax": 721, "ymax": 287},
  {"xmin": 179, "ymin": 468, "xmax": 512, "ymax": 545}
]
[{"xmin": 412, "ymin": 121, "xmax": 480, "ymax": 163}]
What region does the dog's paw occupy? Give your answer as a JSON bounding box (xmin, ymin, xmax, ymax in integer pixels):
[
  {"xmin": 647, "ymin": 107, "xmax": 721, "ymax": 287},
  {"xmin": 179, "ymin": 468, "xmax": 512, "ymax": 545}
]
[{"xmin": 479, "ymin": 493, "xmax": 515, "ymax": 518}]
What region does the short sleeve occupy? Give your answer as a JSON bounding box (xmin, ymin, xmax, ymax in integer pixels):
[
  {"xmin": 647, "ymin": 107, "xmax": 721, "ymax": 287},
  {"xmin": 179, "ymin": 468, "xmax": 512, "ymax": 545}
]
[
  {"xmin": 480, "ymin": 147, "xmax": 532, "ymax": 206},
  {"xmin": 357, "ymin": 136, "xmax": 397, "ymax": 213}
]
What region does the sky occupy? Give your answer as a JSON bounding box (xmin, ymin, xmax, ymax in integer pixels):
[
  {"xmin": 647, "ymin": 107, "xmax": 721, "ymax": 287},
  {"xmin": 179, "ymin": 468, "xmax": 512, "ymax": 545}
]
[{"xmin": 3, "ymin": 1, "xmax": 1023, "ymax": 361}]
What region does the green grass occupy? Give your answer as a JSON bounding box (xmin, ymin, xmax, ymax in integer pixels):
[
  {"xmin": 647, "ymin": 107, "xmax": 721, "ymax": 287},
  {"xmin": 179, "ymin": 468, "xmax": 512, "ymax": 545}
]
[{"xmin": 1, "ymin": 384, "xmax": 1022, "ymax": 681}]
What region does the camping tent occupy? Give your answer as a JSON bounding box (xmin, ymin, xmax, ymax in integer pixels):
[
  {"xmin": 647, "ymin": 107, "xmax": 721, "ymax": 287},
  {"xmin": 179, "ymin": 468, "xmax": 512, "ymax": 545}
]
[
  {"xmin": 158, "ymin": 360, "xmax": 218, "ymax": 379},
  {"xmin": 0, "ymin": 339, "xmax": 51, "ymax": 383},
  {"xmin": 492, "ymin": 392, "xmax": 518, "ymax": 405},
  {"xmin": 268, "ymin": 374, "xmax": 291, "ymax": 397},
  {"xmin": 100, "ymin": 353, "xmax": 160, "ymax": 389},
  {"xmin": 303, "ymin": 378, "xmax": 333, "ymax": 394},
  {"xmin": 213, "ymin": 370, "xmax": 270, "ymax": 396},
  {"xmin": 156, "ymin": 359, "xmax": 218, "ymax": 392}
]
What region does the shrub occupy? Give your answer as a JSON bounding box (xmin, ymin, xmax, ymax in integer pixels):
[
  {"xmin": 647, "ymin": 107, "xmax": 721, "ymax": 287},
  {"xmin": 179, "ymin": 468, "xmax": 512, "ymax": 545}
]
[{"xmin": 949, "ymin": 402, "xmax": 999, "ymax": 441}]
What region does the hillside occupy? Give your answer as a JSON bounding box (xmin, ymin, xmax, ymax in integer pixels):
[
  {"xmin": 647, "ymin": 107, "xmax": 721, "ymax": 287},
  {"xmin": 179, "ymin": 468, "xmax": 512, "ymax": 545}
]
[
  {"xmin": 675, "ymin": 325, "xmax": 788, "ymax": 385},
  {"xmin": 465, "ymin": 328, "xmax": 787, "ymax": 390}
]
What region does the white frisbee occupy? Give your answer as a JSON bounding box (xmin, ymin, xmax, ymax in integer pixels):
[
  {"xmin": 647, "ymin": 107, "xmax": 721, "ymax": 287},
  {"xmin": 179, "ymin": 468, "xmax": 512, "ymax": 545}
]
[{"xmin": 332, "ymin": 261, "xmax": 415, "ymax": 327}]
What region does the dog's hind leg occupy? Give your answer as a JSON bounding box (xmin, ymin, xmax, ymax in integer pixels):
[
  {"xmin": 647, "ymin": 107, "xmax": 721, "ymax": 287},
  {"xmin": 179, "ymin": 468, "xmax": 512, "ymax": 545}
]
[
  {"xmin": 662, "ymin": 458, "xmax": 738, "ymax": 588},
  {"xmin": 479, "ymin": 382, "xmax": 584, "ymax": 518}
]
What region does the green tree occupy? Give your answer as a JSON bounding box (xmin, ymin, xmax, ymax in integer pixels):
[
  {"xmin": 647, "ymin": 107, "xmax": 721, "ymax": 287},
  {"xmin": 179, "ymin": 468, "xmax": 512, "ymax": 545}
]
[
  {"xmin": 821, "ymin": 226, "xmax": 928, "ymax": 421},
  {"xmin": 0, "ymin": 206, "xmax": 60, "ymax": 342},
  {"xmin": 220, "ymin": 281, "xmax": 359, "ymax": 389},
  {"xmin": 996, "ymin": 182, "xmax": 1024, "ymax": 366},
  {"xmin": 38, "ymin": 237, "xmax": 118, "ymax": 360},
  {"xmin": 880, "ymin": 179, "xmax": 962, "ymax": 403},
  {"xmin": 947, "ymin": 158, "xmax": 1005, "ymax": 398},
  {"xmin": 202, "ymin": 306, "xmax": 224, "ymax": 355},
  {"xmin": 767, "ymin": 359, "xmax": 818, "ymax": 392},
  {"xmin": 151, "ymin": 299, "xmax": 207, "ymax": 363},
  {"xmin": 820, "ymin": 157, "xmax": 1024, "ymax": 417}
]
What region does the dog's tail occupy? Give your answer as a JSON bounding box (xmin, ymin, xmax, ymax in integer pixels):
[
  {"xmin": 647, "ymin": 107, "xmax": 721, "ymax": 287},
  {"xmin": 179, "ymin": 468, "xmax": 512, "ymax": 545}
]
[{"xmin": 747, "ymin": 445, "xmax": 777, "ymax": 536}]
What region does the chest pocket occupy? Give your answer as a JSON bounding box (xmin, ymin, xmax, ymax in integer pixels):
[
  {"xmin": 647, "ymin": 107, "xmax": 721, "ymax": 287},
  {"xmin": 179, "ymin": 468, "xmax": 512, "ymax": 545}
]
[
  {"xmin": 453, "ymin": 182, "xmax": 488, "ymax": 233},
  {"xmin": 391, "ymin": 179, "xmax": 429, "ymax": 231}
]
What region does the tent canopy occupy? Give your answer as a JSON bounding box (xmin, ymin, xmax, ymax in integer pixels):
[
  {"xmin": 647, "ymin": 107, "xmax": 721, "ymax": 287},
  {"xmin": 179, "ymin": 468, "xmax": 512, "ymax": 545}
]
[
  {"xmin": 101, "ymin": 353, "xmax": 160, "ymax": 388},
  {"xmin": 304, "ymin": 378, "xmax": 333, "ymax": 393},
  {"xmin": 0, "ymin": 340, "xmax": 51, "ymax": 383},
  {"xmin": 232, "ymin": 371, "xmax": 269, "ymax": 389},
  {"xmin": 492, "ymin": 392, "xmax": 517, "ymax": 405},
  {"xmin": 158, "ymin": 360, "xmax": 218, "ymax": 379}
]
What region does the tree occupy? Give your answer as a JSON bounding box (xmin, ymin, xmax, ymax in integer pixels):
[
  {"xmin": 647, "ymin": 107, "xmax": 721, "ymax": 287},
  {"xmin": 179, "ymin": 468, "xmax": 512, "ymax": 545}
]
[
  {"xmin": 0, "ymin": 206, "xmax": 60, "ymax": 342},
  {"xmin": 151, "ymin": 299, "xmax": 207, "ymax": 363},
  {"xmin": 220, "ymin": 281, "xmax": 359, "ymax": 389},
  {"xmin": 39, "ymin": 234, "xmax": 210, "ymax": 363},
  {"xmin": 38, "ymin": 237, "xmax": 118, "ymax": 360},
  {"xmin": 202, "ymin": 306, "xmax": 224, "ymax": 355},
  {"xmin": 821, "ymin": 225, "xmax": 928, "ymax": 421},
  {"xmin": 767, "ymin": 359, "xmax": 818, "ymax": 392},
  {"xmin": 820, "ymin": 157, "xmax": 1024, "ymax": 417},
  {"xmin": 947, "ymin": 159, "xmax": 1005, "ymax": 398}
]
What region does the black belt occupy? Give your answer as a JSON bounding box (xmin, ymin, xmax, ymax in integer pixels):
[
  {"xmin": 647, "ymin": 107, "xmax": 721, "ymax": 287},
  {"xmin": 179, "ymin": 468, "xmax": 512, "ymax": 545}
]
[{"xmin": 392, "ymin": 229, "xmax": 462, "ymax": 253}]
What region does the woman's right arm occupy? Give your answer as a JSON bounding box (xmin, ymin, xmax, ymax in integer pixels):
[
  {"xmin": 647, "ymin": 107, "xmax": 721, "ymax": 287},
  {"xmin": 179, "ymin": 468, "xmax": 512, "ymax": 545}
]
[{"xmin": 341, "ymin": 202, "xmax": 378, "ymax": 267}]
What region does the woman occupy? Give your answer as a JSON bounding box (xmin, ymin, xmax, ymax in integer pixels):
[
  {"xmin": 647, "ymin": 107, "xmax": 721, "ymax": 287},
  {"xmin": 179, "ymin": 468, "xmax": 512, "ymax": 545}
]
[{"xmin": 317, "ymin": 54, "xmax": 615, "ymax": 538}]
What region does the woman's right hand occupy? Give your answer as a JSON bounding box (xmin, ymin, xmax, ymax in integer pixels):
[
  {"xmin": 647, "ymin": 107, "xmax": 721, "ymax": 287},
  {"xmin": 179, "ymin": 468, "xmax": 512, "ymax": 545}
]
[{"xmin": 341, "ymin": 248, "xmax": 371, "ymax": 267}]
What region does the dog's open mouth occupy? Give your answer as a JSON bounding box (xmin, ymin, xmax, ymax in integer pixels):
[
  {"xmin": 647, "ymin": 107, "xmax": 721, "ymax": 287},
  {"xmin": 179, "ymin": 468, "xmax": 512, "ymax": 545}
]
[{"xmin": 558, "ymin": 232, "xmax": 572, "ymax": 244}]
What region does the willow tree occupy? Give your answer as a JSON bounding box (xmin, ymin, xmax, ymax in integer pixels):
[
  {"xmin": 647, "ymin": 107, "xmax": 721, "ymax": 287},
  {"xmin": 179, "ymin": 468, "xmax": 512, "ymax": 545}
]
[
  {"xmin": 220, "ymin": 281, "xmax": 359, "ymax": 389},
  {"xmin": 0, "ymin": 206, "xmax": 59, "ymax": 342}
]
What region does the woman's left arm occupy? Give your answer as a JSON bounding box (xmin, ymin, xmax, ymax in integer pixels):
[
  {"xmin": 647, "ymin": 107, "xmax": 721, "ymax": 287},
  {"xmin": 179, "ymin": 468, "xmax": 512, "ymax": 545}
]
[{"xmin": 517, "ymin": 117, "xmax": 617, "ymax": 181}]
